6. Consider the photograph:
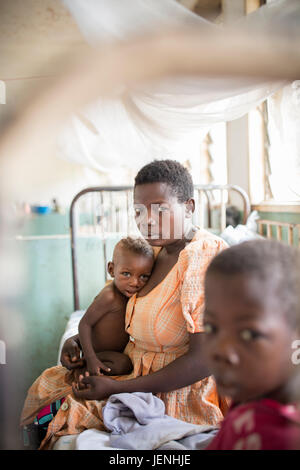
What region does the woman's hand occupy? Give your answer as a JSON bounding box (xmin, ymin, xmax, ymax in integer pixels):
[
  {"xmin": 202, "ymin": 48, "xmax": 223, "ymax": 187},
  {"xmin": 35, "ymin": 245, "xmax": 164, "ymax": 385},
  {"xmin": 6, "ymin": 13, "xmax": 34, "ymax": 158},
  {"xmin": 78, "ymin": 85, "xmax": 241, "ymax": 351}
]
[
  {"xmin": 60, "ymin": 335, "xmax": 85, "ymax": 370},
  {"xmin": 72, "ymin": 372, "xmax": 120, "ymax": 400}
]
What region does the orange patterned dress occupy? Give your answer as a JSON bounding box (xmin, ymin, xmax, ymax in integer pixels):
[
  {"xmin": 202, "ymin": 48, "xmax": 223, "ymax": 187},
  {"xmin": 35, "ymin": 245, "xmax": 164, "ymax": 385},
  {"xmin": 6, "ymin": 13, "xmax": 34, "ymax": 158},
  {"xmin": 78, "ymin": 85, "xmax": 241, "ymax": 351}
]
[{"xmin": 21, "ymin": 229, "xmax": 228, "ymax": 449}]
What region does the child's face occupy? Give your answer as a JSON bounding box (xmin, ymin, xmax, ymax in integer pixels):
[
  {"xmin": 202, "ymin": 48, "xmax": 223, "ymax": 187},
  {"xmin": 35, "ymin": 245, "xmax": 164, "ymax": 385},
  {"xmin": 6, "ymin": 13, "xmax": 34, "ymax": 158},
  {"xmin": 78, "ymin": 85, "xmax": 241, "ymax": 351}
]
[
  {"xmin": 203, "ymin": 273, "xmax": 298, "ymax": 404},
  {"xmin": 108, "ymin": 250, "xmax": 153, "ymax": 298},
  {"xmin": 134, "ymin": 182, "xmax": 194, "ymax": 247}
]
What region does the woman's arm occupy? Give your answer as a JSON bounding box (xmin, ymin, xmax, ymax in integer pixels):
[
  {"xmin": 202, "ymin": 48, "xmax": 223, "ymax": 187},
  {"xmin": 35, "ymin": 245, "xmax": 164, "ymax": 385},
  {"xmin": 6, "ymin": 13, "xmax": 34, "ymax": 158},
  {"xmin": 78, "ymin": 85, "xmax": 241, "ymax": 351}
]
[
  {"xmin": 120, "ymin": 332, "xmax": 210, "ymax": 393},
  {"xmin": 72, "ymin": 332, "xmax": 211, "ymax": 399},
  {"xmin": 119, "ymin": 333, "xmax": 210, "ymax": 393}
]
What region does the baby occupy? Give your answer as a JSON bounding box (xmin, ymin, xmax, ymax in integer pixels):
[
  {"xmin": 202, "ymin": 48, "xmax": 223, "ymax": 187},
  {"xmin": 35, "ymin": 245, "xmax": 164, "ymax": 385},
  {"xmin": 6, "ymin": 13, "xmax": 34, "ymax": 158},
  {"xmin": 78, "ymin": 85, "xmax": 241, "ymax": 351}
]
[
  {"xmin": 202, "ymin": 239, "xmax": 300, "ymax": 450},
  {"xmin": 77, "ymin": 236, "xmax": 154, "ymax": 376}
]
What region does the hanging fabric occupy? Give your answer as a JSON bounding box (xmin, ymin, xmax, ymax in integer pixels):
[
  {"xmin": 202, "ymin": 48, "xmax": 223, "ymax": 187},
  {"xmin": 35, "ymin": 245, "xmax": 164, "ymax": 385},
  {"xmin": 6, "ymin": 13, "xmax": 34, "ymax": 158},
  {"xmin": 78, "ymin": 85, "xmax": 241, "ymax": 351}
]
[{"xmin": 57, "ymin": 0, "xmax": 295, "ymax": 172}]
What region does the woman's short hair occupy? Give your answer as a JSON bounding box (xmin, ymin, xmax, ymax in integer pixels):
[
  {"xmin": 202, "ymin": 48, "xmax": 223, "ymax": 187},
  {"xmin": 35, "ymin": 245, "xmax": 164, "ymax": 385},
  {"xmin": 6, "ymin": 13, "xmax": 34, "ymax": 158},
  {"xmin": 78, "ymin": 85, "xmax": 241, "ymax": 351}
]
[
  {"xmin": 205, "ymin": 239, "xmax": 300, "ymax": 328},
  {"xmin": 134, "ymin": 159, "xmax": 194, "ymax": 203}
]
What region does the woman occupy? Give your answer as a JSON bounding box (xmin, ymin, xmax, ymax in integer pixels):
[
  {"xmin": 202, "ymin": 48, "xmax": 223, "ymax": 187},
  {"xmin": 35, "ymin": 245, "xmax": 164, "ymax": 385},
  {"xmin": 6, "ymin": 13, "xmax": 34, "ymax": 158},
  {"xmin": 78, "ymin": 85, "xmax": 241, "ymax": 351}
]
[{"xmin": 21, "ymin": 160, "xmax": 228, "ymax": 449}]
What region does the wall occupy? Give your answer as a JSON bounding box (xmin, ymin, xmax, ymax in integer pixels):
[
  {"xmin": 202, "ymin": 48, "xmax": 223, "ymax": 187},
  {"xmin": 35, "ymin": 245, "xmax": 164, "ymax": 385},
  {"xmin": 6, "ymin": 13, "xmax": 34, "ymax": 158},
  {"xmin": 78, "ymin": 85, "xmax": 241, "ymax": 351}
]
[{"xmin": 18, "ymin": 217, "xmax": 122, "ymax": 402}]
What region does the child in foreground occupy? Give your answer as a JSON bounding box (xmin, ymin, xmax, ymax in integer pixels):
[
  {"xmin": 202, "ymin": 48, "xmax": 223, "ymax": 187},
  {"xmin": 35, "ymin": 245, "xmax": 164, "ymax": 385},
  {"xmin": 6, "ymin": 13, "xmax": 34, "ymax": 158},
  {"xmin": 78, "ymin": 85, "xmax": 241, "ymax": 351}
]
[
  {"xmin": 77, "ymin": 236, "xmax": 155, "ymax": 376},
  {"xmin": 203, "ymin": 239, "xmax": 300, "ymax": 450}
]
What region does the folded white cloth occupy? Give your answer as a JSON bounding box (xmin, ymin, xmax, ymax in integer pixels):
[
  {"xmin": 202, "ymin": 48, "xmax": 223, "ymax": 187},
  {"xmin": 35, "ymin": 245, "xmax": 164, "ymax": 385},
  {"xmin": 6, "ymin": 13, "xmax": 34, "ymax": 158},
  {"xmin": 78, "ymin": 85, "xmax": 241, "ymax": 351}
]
[{"xmin": 103, "ymin": 392, "xmax": 218, "ymax": 450}]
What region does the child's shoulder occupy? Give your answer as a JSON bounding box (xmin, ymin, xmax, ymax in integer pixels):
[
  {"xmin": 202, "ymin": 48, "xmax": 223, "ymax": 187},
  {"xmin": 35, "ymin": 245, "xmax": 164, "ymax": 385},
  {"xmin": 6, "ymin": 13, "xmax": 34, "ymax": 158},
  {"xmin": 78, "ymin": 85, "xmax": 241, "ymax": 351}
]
[
  {"xmin": 93, "ymin": 281, "xmax": 125, "ymax": 306},
  {"xmin": 208, "ymin": 399, "xmax": 300, "ymax": 450},
  {"xmin": 251, "ymin": 399, "xmax": 300, "ymax": 425},
  {"xmin": 227, "ymin": 399, "xmax": 300, "ymax": 428}
]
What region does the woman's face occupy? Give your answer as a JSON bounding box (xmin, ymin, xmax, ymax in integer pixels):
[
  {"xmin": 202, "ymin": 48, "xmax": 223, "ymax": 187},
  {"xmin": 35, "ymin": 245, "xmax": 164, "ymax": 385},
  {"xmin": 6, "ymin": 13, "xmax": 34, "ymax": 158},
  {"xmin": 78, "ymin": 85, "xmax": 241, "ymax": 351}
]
[
  {"xmin": 203, "ymin": 273, "xmax": 298, "ymax": 404},
  {"xmin": 133, "ymin": 182, "xmax": 194, "ymax": 247}
]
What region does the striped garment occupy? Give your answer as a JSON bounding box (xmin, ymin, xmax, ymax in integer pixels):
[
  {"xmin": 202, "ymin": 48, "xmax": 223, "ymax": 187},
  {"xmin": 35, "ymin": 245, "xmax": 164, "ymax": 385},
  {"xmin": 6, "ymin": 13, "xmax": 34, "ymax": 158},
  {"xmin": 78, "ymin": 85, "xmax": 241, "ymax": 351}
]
[
  {"xmin": 35, "ymin": 398, "xmax": 66, "ymax": 426},
  {"xmin": 23, "ymin": 398, "xmax": 65, "ymax": 448},
  {"xmin": 20, "ymin": 229, "xmax": 229, "ymax": 450}
]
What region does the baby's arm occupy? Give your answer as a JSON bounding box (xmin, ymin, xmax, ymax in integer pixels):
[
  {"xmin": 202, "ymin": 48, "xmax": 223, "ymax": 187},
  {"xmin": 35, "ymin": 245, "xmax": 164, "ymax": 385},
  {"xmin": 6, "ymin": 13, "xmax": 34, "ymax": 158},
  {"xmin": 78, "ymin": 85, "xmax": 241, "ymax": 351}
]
[{"xmin": 78, "ymin": 292, "xmax": 114, "ymax": 375}]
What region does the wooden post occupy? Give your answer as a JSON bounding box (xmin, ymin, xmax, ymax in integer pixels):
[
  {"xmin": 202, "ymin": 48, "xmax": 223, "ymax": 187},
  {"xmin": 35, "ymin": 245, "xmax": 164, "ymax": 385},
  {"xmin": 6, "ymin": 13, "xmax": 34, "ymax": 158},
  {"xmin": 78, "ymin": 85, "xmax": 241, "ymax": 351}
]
[
  {"xmin": 288, "ymin": 226, "xmax": 293, "ymax": 246},
  {"xmin": 277, "ymin": 224, "xmax": 283, "ymax": 241}
]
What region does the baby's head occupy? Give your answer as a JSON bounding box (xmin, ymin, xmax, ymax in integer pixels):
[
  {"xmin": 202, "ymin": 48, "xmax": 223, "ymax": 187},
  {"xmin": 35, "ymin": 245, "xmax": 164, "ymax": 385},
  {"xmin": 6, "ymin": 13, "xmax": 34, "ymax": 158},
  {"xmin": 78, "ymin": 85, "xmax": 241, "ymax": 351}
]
[
  {"xmin": 203, "ymin": 239, "xmax": 300, "ymax": 405},
  {"xmin": 108, "ymin": 237, "xmax": 154, "ymax": 298}
]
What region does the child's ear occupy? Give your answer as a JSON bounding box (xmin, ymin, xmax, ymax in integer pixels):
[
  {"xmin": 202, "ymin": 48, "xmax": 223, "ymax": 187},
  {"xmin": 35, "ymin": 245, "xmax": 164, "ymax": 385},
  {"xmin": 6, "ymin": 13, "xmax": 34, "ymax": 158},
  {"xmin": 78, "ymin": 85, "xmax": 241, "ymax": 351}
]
[
  {"xmin": 107, "ymin": 262, "xmax": 114, "ymax": 277},
  {"xmin": 185, "ymin": 199, "xmax": 195, "ymax": 218}
]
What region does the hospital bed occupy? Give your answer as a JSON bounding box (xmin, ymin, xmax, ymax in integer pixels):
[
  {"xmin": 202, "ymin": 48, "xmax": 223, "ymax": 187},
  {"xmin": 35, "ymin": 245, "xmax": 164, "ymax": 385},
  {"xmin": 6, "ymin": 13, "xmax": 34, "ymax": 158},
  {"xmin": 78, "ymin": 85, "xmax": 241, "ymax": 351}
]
[
  {"xmin": 58, "ymin": 183, "xmax": 251, "ymax": 360},
  {"xmin": 55, "ymin": 184, "xmax": 251, "ymax": 450}
]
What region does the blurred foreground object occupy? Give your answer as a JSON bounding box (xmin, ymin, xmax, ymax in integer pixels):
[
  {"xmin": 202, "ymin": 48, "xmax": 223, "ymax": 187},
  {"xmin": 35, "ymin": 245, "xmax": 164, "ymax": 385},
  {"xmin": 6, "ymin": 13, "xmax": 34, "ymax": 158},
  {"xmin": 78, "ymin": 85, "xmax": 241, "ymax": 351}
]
[
  {"xmin": 0, "ymin": 1, "xmax": 300, "ymax": 448},
  {"xmin": 1, "ymin": 22, "xmax": 300, "ymax": 201}
]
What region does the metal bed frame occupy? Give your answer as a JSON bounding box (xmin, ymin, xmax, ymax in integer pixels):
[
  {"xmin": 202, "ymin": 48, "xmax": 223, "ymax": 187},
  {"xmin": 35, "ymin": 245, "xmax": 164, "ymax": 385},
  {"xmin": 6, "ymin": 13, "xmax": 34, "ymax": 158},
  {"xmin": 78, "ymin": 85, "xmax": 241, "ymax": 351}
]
[{"xmin": 69, "ymin": 184, "xmax": 251, "ymax": 311}]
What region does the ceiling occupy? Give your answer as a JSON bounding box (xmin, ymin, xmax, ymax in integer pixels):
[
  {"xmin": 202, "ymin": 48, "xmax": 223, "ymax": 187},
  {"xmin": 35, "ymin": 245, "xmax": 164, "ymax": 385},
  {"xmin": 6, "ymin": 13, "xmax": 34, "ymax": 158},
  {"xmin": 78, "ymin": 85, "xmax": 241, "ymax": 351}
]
[{"xmin": 177, "ymin": 0, "xmax": 222, "ymax": 21}]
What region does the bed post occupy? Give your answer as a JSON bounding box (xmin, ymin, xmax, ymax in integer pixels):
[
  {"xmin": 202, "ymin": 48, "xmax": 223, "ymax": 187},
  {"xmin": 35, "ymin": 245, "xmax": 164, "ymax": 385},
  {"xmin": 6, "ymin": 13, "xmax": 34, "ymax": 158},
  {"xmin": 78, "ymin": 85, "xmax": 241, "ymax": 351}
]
[{"xmin": 70, "ymin": 192, "xmax": 81, "ymax": 311}]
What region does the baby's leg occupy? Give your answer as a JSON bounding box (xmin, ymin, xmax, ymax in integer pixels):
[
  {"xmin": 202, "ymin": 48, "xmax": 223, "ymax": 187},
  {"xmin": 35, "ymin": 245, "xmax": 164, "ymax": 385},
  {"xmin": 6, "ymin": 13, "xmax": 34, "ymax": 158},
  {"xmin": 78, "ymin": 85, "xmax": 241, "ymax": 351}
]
[{"xmin": 95, "ymin": 351, "xmax": 133, "ymax": 376}]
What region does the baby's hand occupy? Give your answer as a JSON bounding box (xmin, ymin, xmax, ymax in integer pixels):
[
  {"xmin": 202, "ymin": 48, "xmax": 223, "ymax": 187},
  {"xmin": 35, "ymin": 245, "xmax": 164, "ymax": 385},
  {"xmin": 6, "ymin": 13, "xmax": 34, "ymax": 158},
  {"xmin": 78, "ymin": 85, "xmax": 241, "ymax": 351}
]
[
  {"xmin": 86, "ymin": 357, "xmax": 111, "ymax": 376},
  {"xmin": 61, "ymin": 336, "xmax": 85, "ymax": 370}
]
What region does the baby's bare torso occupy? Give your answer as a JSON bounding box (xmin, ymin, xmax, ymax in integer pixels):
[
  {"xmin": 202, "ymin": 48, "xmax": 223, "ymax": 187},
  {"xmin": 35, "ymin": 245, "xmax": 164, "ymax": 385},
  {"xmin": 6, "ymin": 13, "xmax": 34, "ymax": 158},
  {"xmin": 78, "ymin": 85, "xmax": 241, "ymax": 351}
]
[{"xmin": 89, "ymin": 282, "xmax": 129, "ymax": 353}]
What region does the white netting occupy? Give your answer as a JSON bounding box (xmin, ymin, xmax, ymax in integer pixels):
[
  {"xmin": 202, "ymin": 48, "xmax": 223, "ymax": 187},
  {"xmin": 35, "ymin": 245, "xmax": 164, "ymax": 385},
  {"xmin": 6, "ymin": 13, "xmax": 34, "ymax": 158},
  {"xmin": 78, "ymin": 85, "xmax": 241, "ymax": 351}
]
[{"xmin": 57, "ymin": 0, "xmax": 297, "ymax": 173}]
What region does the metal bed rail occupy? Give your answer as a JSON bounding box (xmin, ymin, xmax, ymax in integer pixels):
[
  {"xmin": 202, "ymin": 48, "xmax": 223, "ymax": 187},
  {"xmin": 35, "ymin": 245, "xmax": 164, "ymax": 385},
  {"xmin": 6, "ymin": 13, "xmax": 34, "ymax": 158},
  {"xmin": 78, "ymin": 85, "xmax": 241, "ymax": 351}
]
[{"xmin": 69, "ymin": 184, "xmax": 250, "ymax": 310}]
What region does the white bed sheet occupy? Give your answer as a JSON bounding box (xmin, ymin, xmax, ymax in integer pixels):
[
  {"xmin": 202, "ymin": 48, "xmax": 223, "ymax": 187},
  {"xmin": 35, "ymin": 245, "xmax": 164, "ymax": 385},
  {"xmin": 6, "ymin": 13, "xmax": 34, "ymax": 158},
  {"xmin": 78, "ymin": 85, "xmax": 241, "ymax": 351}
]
[
  {"xmin": 57, "ymin": 310, "xmax": 85, "ymax": 365},
  {"xmin": 53, "ymin": 429, "xmax": 125, "ymax": 450}
]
